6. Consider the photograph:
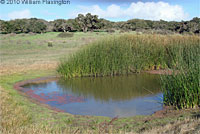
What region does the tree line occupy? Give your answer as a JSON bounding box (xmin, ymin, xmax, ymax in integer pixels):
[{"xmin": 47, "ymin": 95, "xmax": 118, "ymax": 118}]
[{"xmin": 0, "ymin": 13, "xmax": 199, "ymax": 34}]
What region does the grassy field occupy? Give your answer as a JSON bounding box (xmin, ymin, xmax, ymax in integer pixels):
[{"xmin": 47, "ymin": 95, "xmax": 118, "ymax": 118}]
[
  {"xmin": 0, "ymin": 32, "xmax": 200, "ymax": 133},
  {"xmin": 0, "ymin": 32, "xmax": 115, "ymax": 76}
]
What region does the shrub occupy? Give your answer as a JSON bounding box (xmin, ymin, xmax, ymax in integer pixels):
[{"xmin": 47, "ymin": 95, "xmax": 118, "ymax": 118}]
[
  {"xmin": 48, "ymin": 41, "xmax": 53, "ymax": 47},
  {"xmin": 57, "ymin": 32, "xmax": 74, "ymax": 38},
  {"xmin": 106, "ymin": 29, "xmax": 115, "ymax": 33}
]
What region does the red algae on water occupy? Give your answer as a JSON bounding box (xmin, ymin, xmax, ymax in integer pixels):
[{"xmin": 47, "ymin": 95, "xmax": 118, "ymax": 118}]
[
  {"xmin": 25, "ymin": 89, "xmax": 85, "ymax": 104},
  {"xmin": 13, "ymin": 77, "xmax": 85, "ymax": 113}
]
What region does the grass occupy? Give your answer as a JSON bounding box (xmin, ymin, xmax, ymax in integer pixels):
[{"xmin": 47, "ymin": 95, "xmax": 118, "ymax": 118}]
[
  {"xmin": 0, "ymin": 32, "xmax": 110, "ymax": 75},
  {"xmin": 0, "ymin": 32, "xmax": 200, "ymax": 133},
  {"xmin": 162, "ymin": 67, "xmax": 200, "ymax": 109},
  {"xmin": 0, "ymin": 32, "xmax": 92, "ymax": 65},
  {"xmin": 161, "ymin": 44, "xmax": 200, "ymax": 109}
]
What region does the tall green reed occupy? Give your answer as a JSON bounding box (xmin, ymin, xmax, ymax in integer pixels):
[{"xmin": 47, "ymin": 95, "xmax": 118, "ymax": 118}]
[
  {"xmin": 58, "ymin": 34, "xmax": 199, "ymax": 78},
  {"xmin": 161, "ymin": 41, "xmax": 200, "ymax": 108}
]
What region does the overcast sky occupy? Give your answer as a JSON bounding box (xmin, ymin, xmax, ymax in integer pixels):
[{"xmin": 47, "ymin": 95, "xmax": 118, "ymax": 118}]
[{"xmin": 0, "ymin": 0, "xmax": 199, "ymax": 21}]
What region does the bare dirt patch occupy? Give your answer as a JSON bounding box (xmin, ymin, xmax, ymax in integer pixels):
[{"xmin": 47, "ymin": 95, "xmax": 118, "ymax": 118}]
[{"xmin": 145, "ymin": 69, "xmax": 175, "ymax": 75}]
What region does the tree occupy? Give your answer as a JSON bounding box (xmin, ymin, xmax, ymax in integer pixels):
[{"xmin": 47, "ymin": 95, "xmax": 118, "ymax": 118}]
[
  {"xmin": 0, "ymin": 20, "xmax": 9, "ymax": 34},
  {"xmin": 188, "ymin": 17, "xmax": 200, "ymax": 33},
  {"xmin": 27, "ymin": 18, "xmax": 47, "ymax": 33},
  {"xmin": 53, "ymin": 19, "xmax": 67, "ymax": 32},
  {"xmin": 75, "ymin": 13, "xmax": 101, "ymax": 32},
  {"xmin": 9, "ymin": 19, "xmax": 28, "ymax": 33}
]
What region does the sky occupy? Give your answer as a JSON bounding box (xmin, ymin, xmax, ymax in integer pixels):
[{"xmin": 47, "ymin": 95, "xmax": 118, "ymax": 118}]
[{"xmin": 0, "ymin": 0, "xmax": 199, "ymax": 21}]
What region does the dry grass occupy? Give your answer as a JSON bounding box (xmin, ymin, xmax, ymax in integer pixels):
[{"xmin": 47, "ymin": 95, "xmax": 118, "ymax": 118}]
[
  {"xmin": 0, "ymin": 86, "xmax": 31, "ymax": 133},
  {"xmin": 144, "ymin": 118, "xmax": 200, "ymax": 134},
  {"xmin": 0, "ymin": 61, "xmax": 57, "ymax": 76}
]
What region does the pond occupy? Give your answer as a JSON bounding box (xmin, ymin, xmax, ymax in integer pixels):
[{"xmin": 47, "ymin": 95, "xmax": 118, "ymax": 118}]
[{"xmin": 22, "ymin": 74, "xmax": 163, "ymax": 117}]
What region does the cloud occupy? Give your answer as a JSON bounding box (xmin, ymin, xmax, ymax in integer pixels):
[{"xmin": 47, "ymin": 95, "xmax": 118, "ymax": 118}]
[
  {"xmin": 7, "ymin": 9, "xmax": 32, "ymax": 20},
  {"xmin": 71, "ymin": 1, "xmax": 189, "ymax": 21}
]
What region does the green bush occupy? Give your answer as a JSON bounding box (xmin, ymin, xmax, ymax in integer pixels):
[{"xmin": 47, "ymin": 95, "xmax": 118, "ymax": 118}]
[
  {"xmin": 47, "ymin": 41, "xmax": 53, "ymax": 47},
  {"xmin": 57, "ymin": 32, "xmax": 74, "ymax": 38}
]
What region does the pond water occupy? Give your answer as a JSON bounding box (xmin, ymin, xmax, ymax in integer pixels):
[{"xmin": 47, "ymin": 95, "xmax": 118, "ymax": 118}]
[{"xmin": 23, "ymin": 74, "xmax": 163, "ymax": 117}]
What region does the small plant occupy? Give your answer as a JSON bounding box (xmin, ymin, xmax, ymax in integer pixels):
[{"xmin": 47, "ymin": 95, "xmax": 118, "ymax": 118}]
[
  {"xmin": 106, "ymin": 29, "xmax": 115, "ymax": 33},
  {"xmin": 57, "ymin": 32, "xmax": 74, "ymax": 38},
  {"xmin": 119, "ymin": 30, "xmax": 126, "ymax": 33},
  {"xmin": 48, "ymin": 41, "xmax": 53, "ymax": 47}
]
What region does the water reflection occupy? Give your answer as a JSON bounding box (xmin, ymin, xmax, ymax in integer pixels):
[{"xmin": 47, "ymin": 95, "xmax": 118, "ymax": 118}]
[{"xmin": 57, "ymin": 74, "xmax": 161, "ymax": 102}]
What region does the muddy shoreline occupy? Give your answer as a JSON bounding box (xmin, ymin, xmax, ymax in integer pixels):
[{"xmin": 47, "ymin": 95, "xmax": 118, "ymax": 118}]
[
  {"xmin": 13, "ymin": 76, "xmax": 67, "ymax": 113},
  {"xmin": 144, "ymin": 69, "xmax": 175, "ymax": 75}
]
